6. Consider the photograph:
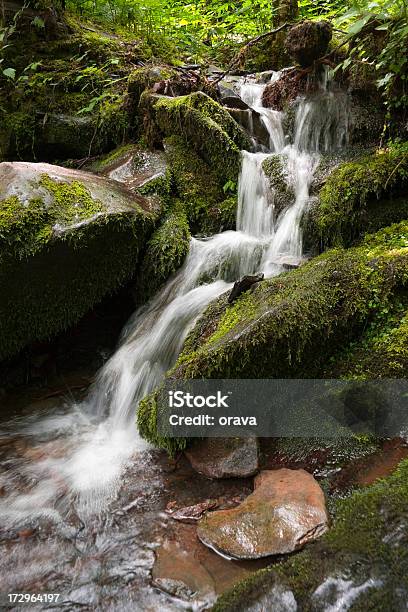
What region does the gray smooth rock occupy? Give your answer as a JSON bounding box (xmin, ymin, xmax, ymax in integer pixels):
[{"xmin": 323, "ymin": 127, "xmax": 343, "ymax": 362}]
[{"xmin": 185, "ymin": 437, "xmax": 259, "ymax": 479}]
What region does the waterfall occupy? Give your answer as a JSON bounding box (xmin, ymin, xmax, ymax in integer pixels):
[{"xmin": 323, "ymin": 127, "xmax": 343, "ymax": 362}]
[{"xmin": 0, "ymin": 70, "xmax": 350, "ymax": 524}]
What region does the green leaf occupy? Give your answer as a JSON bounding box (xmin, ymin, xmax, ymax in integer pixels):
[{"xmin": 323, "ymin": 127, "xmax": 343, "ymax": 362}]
[
  {"xmin": 348, "ymin": 15, "xmax": 372, "ymax": 36},
  {"xmin": 32, "ymin": 16, "xmax": 45, "ymax": 29},
  {"xmin": 3, "ymin": 68, "xmax": 16, "ymax": 80}
]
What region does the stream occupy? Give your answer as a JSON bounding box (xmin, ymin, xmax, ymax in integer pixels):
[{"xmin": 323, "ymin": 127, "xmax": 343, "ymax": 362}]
[{"xmin": 0, "ymin": 71, "xmax": 366, "ymax": 610}]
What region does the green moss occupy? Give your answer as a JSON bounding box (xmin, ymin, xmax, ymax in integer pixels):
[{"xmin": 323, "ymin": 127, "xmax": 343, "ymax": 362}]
[
  {"xmin": 2, "ymin": 112, "xmax": 37, "ymax": 160},
  {"xmin": 325, "ymin": 299, "xmax": 408, "ymax": 379},
  {"xmin": 137, "ymin": 388, "xmax": 187, "ymax": 456},
  {"xmin": 0, "ymin": 196, "xmax": 51, "ymax": 260},
  {"xmin": 143, "ymin": 91, "xmax": 251, "ymax": 183},
  {"xmin": 128, "ymin": 65, "xmax": 175, "ymax": 101},
  {"xmin": 0, "ymin": 176, "xmax": 154, "ymax": 360},
  {"xmin": 0, "ymin": 15, "xmax": 152, "ymax": 161},
  {"xmin": 87, "ymin": 144, "xmax": 136, "ymax": 174},
  {"xmin": 164, "ymin": 135, "xmax": 226, "ymax": 233},
  {"xmin": 39, "ymin": 174, "xmax": 104, "ymax": 224},
  {"xmin": 240, "ymin": 31, "xmax": 291, "ymax": 72},
  {"xmin": 214, "ymin": 458, "xmax": 408, "ymax": 611},
  {"xmin": 136, "ymin": 222, "xmax": 408, "ymax": 449},
  {"xmin": 135, "ymin": 202, "xmax": 191, "ymax": 303},
  {"xmin": 262, "ymin": 154, "xmax": 295, "ymax": 216},
  {"xmin": 200, "ymin": 195, "xmax": 238, "ymax": 234},
  {"xmin": 177, "ymin": 230, "xmax": 408, "ymax": 378},
  {"xmin": 310, "ymin": 148, "xmax": 408, "ymax": 249}
]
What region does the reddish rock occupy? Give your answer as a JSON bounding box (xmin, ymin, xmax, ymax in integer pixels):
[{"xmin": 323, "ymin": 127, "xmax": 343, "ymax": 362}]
[
  {"xmin": 262, "ymin": 68, "xmax": 317, "ymax": 111},
  {"xmin": 185, "ymin": 437, "xmax": 259, "ymax": 479},
  {"xmin": 197, "ymin": 468, "xmax": 328, "ymax": 559}
]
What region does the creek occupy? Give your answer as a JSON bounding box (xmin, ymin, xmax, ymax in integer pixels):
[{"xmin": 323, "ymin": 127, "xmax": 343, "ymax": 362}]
[{"xmin": 0, "ymin": 71, "xmax": 356, "ymax": 610}]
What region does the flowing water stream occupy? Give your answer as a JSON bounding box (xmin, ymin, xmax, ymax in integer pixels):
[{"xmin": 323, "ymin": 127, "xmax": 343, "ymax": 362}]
[{"xmin": 0, "ymin": 71, "xmax": 350, "ymax": 609}]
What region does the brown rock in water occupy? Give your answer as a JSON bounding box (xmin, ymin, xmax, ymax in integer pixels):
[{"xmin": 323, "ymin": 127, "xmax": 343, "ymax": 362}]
[
  {"xmin": 152, "ymin": 537, "xmax": 215, "ymax": 601},
  {"xmin": 185, "ymin": 437, "xmax": 259, "ymax": 479},
  {"xmin": 285, "ymin": 20, "xmax": 333, "ymax": 67},
  {"xmin": 262, "ymin": 68, "xmax": 317, "ymax": 111},
  {"xmin": 197, "ymin": 468, "xmax": 328, "ymax": 559},
  {"xmin": 151, "ymin": 524, "xmax": 256, "ymax": 603}
]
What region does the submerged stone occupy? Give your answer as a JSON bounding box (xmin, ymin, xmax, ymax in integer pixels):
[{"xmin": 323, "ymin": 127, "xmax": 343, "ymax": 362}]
[
  {"xmin": 185, "ymin": 437, "xmax": 259, "ymax": 479},
  {"xmin": 0, "ymin": 162, "xmax": 158, "ymax": 361},
  {"xmin": 197, "ymin": 468, "xmax": 328, "ymax": 559}
]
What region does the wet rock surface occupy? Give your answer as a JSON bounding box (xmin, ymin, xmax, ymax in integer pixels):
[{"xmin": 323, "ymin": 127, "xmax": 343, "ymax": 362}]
[
  {"xmin": 152, "ymin": 522, "xmax": 268, "ymax": 606},
  {"xmin": 88, "ymin": 144, "xmax": 167, "ymax": 191},
  {"xmin": 197, "ymin": 468, "xmax": 328, "ymax": 559},
  {"xmin": 166, "ymin": 498, "xmax": 219, "ymax": 523},
  {"xmin": 262, "ymin": 67, "xmax": 317, "ymax": 111},
  {"xmin": 228, "ymin": 107, "xmax": 271, "ymax": 148},
  {"xmin": 185, "ymin": 437, "xmax": 260, "ymax": 479},
  {"xmin": 0, "ymin": 161, "xmax": 158, "ymax": 215}
]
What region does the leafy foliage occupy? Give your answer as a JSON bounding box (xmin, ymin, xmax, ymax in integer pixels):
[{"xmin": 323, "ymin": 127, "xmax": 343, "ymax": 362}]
[{"xmin": 335, "ymin": 1, "xmax": 408, "ymax": 113}]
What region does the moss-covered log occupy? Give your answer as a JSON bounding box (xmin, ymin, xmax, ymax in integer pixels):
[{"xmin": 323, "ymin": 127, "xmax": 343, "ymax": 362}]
[{"xmin": 0, "ymin": 161, "xmax": 158, "ymax": 361}]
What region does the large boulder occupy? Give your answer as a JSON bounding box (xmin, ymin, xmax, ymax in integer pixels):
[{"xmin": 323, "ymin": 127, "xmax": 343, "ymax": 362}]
[
  {"xmin": 197, "ymin": 468, "xmax": 328, "ymax": 559},
  {"xmin": 0, "ymin": 162, "xmax": 158, "ymax": 361},
  {"xmin": 2, "ymin": 104, "xmax": 129, "ymax": 162},
  {"xmin": 285, "ymin": 20, "xmax": 333, "ymax": 67}
]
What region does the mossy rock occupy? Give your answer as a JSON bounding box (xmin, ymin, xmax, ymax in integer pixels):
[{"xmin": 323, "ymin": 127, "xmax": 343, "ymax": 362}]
[
  {"xmin": 3, "ymin": 99, "xmax": 129, "ymax": 162},
  {"xmin": 134, "ymin": 203, "xmax": 191, "ymax": 304},
  {"xmin": 164, "ymin": 135, "xmax": 234, "ymax": 234},
  {"xmin": 214, "ymin": 457, "xmax": 408, "ymax": 610},
  {"xmin": 239, "ymin": 32, "xmax": 291, "ymax": 73},
  {"xmin": 0, "ymin": 161, "xmax": 158, "ymax": 361},
  {"xmin": 137, "ymin": 222, "xmax": 408, "ymax": 450},
  {"xmin": 142, "ymin": 91, "xmax": 251, "ymax": 183},
  {"xmin": 308, "ymin": 148, "xmax": 408, "ymax": 250},
  {"xmin": 262, "ymin": 154, "xmax": 295, "ymax": 217}
]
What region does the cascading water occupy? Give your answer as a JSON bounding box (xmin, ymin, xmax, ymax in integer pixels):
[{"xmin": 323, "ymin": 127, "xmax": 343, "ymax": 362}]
[{"xmin": 0, "ymin": 69, "xmax": 350, "ymax": 604}]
